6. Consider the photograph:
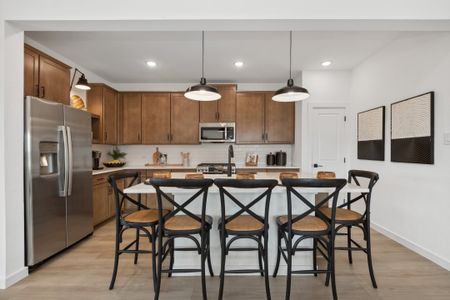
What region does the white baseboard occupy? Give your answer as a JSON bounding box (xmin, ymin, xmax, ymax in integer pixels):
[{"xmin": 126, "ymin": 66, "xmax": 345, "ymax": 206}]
[
  {"xmin": 0, "ymin": 267, "xmax": 28, "ymax": 289},
  {"xmin": 372, "ymin": 222, "xmax": 450, "ymax": 271}
]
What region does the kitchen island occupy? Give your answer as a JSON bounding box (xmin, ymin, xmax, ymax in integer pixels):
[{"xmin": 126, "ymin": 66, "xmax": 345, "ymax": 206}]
[{"xmin": 124, "ymin": 172, "xmax": 368, "ymax": 276}]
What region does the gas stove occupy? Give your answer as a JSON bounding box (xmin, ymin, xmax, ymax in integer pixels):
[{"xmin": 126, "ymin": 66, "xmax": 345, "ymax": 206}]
[{"xmin": 196, "ymin": 163, "xmax": 236, "ymax": 174}]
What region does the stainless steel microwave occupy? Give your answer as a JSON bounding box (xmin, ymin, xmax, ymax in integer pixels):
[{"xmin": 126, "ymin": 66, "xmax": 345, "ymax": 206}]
[{"xmin": 199, "ymin": 122, "xmax": 235, "ymax": 143}]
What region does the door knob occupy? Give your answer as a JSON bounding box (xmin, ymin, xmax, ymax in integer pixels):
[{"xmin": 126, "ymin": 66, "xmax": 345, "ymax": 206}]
[{"xmin": 313, "ymin": 163, "xmax": 323, "ymax": 168}]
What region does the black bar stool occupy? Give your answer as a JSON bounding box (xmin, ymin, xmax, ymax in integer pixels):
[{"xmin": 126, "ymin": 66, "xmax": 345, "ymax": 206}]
[
  {"xmin": 150, "ymin": 178, "xmax": 215, "ymax": 300},
  {"xmin": 214, "ymin": 178, "xmax": 278, "ymax": 300},
  {"xmin": 273, "ymin": 178, "xmax": 347, "ymax": 300},
  {"xmin": 108, "ymin": 172, "xmax": 168, "ymax": 291},
  {"xmin": 318, "ymin": 170, "xmax": 379, "ymax": 288}
]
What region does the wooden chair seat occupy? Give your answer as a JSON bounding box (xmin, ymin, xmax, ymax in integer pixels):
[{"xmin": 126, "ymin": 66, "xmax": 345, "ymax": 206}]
[
  {"xmin": 236, "ymin": 173, "xmax": 255, "ymax": 180},
  {"xmin": 153, "ymin": 171, "xmax": 171, "ymax": 179},
  {"xmin": 220, "ymin": 215, "xmax": 264, "ymax": 232},
  {"xmin": 277, "ymin": 215, "xmax": 329, "ymax": 232},
  {"xmin": 164, "ymin": 215, "xmax": 213, "ymax": 231},
  {"xmin": 319, "ymin": 207, "xmax": 363, "ymax": 221},
  {"xmin": 316, "ymin": 171, "xmax": 336, "ymax": 179},
  {"xmin": 279, "ymin": 172, "xmax": 299, "ymax": 180},
  {"xmin": 124, "ymin": 209, "xmax": 169, "ymax": 224},
  {"xmin": 185, "ymin": 173, "xmax": 204, "ymax": 179}
]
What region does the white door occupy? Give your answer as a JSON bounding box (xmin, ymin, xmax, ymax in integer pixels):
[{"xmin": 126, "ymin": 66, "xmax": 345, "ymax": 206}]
[{"xmin": 310, "ymin": 107, "xmax": 347, "ymax": 177}]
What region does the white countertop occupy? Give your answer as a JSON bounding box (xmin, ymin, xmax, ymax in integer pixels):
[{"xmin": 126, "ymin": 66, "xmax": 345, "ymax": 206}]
[
  {"xmin": 92, "ymin": 164, "xmax": 300, "ymax": 176},
  {"xmin": 123, "ymin": 172, "xmax": 368, "ymax": 194}
]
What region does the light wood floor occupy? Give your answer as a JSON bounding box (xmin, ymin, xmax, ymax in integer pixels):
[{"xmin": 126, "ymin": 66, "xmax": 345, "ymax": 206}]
[{"xmin": 1, "ymin": 220, "xmax": 450, "ymax": 300}]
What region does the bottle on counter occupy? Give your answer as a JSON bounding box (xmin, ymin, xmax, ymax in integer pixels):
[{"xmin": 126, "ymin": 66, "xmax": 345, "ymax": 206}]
[{"xmin": 152, "ymin": 147, "xmax": 161, "ymax": 165}]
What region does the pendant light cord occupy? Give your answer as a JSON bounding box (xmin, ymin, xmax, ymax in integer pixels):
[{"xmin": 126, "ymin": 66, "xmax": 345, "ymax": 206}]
[
  {"xmin": 202, "ymin": 31, "xmax": 205, "ymax": 79},
  {"xmin": 289, "ymin": 30, "xmax": 292, "ymax": 80}
]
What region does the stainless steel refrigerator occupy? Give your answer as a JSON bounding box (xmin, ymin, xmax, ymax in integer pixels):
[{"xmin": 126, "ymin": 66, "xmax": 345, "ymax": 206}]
[{"xmin": 24, "ymin": 96, "xmax": 93, "ymax": 266}]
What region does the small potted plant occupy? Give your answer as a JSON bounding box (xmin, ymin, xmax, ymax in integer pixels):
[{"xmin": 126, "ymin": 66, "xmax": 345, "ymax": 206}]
[{"xmin": 104, "ymin": 146, "xmax": 127, "ymax": 168}]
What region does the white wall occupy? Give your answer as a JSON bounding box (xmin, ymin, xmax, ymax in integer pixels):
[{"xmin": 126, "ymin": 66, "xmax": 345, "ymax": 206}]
[
  {"xmin": 349, "ymin": 32, "xmax": 450, "ymax": 270},
  {"xmin": 300, "ymin": 71, "xmax": 352, "ymax": 173}
]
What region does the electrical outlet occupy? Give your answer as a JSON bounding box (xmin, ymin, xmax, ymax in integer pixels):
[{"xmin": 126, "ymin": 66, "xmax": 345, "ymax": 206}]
[{"xmin": 444, "ymin": 133, "xmax": 450, "ymax": 145}]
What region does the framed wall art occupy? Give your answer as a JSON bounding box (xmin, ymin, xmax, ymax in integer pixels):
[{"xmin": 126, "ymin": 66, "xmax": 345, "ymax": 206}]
[
  {"xmin": 357, "ymin": 106, "xmax": 385, "ymax": 161},
  {"xmin": 391, "ymin": 91, "xmax": 434, "ymax": 164}
]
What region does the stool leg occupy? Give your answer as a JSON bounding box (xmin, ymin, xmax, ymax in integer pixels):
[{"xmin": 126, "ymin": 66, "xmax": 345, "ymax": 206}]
[
  {"xmin": 263, "ymin": 231, "xmax": 271, "ymax": 300},
  {"xmin": 330, "ymin": 236, "xmax": 338, "ymax": 300},
  {"xmin": 168, "ymin": 238, "xmax": 174, "ymax": 278},
  {"xmin": 347, "ymin": 226, "xmax": 353, "ymax": 264},
  {"xmin": 365, "ymin": 222, "xmax": 378, "ymax": 288},
  {"xmin": 258, "ymin": 235, "xmax": 264, "ymax": 277},
  {"xmin": 154, "ymin": 228, "xmax": 164, "ymax": 300},
  {"xmin": 201, "ymin": 231, "xmax": 208, "ymax": 300},
  {"xmin": 151, "ymin": 226, "xmax": 158, "ymax": 291},
  {"xmin": 109, "ymin": 226, "xmax": 122, "ymax": 290},
  {"xmin": 207, "ymin": 231, "xmax": 214, "ymax": 277},
  {"xmin": 313, "ymin": 238, "xmax": 318, "ymax": 277},
  {"xmin": 285, "ymin": 234, "xmax": 292, "ymax": 300},
  {"xmin": 325, "ymin": 237, "xmax": 331, "ymax": 287},
  {"xmin": 273, "ymin": 227, "xmax": 282, "ymax": 278},
  {"xmin": 218, "ymin": 231, "xmax": 226, "ymax": 300},
  {"xmin": 134, "ymin": 228, "xmax": 140, "ymax": 265}
]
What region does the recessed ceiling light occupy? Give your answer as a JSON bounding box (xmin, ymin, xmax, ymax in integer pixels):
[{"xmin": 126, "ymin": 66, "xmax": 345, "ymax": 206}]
[
  {"xmin": 321, "ymin": 61, "xmax": 332, "ymax": 67},
  {"xmin": 146, "ymin": 61, "xmax": 157, "ymax": 68},
  {"xmin": 234, "ymin": 61, "xmax": 244, "ymax": 68}
]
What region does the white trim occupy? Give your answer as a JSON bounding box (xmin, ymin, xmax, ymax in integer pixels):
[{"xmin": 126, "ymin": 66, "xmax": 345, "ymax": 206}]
[
  {"xmin": 372, "ymin": 222, "xmax": 450, "ymax": 271},
  {"xmin": 0, "ymin": 267, "xmax": 28, "ymax": 289}
]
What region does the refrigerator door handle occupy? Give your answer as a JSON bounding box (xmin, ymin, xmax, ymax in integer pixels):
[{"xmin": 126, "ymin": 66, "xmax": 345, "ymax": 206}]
[
  {"xmin": 58, "ymin": 125, "xmax": 69, "ymax": 197},
  {"xmin": 66, "ymin": 126, "xmax": 73, "ymax": 197}
]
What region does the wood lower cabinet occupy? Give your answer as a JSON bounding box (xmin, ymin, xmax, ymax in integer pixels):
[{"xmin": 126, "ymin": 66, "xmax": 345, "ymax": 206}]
[
  {"xmin": 92, "ymin": 175, "xmax": 110, "ymax": 226},
  {"xmin": 24, "ymin": 44, "xmax": 71, "ymax": 104},
  {"xmin": 236, "ymin": 92, "xmax": 265, "ymax": 144},
  {"xmin": 170, "ymin": 93, "xmax": 199, "ymax": 144},
  {"xmin": 119, "ymin": 93, "xmax": 142, "ymax": 144},
  {"xmin": 142, "ymin": 93, "xmax": 171, "ymax": 144},
  {"xmin": 87, "ymin": 84, "xmax": 118, "ymax": 144},
  {"xmin": 200, "ymin": 84, "xmax": 236, "ymax": 122},
  {"xmin": 264, "ymin": 92, "xmax": 295, "ymax": 144}
]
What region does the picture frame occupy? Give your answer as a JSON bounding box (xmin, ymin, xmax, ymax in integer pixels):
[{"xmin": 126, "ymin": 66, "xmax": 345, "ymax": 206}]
[
  {"xmin": 390, "ymin": 91, "xmax": 434, "ymax": 164},
  {"xmin": 357, "ymin": 106, "xmax": 385, "ymax": 161},
  {"xmin": 245, "ymin": 152, "xmax": 259, "ymax": 167}
]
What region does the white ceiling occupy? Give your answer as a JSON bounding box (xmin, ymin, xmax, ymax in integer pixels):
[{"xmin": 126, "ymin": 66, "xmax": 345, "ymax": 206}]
[{"xmin": 26, "ymin": 31, "xmax": 402, "ymax": 83}]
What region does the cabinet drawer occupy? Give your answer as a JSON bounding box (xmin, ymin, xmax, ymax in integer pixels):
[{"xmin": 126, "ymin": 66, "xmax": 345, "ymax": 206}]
[{"xmin": 92, "ymin": 175, "xmax": 108, "ymax": 186}]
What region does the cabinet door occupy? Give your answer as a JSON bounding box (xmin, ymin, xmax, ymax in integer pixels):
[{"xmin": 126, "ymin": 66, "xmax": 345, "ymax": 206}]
[
  {"xmin": 142, "ymin": 93, "xmax": 171, "ymax": 144},
  {"xmin": 103, "ymin": 87, "xmax": 118, "ymax": 144},
  {"xmin": 38, "ymin": 56, "xmax": 70, "ymax": 104},
  {"xmin": 265, "ymin": 93, "xmax": 295, "ymax": 144},
  {"xmin": 200, "ymin": 101, "xmax": 218, "ymax": 122},
  {"xmin": 120, "ymin": 93, "xmax": 142, "ymax": 144},
  {"xmin": 170, "ymin": 93, "xmax": 199, "ymax": 144},
  {"xmin": 217, "ymin": 85, "xmax": 236, "ymax": 122},
  {"xmin": 93, "ymin": 183, "xmax": 109, "ymax": 226},
  {"xmin": 24, "ymin": 47, "xmax": 39, "ymax": 97},
  {"xmin": 236, "ymin": 92, "xmax": 265, "ymax": 144}
]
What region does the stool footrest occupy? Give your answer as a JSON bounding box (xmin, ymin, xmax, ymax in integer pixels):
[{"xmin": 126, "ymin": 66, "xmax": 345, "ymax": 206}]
[{"xmin": 224, "ymin": 269, "xmax": 263, "ymax": 274}]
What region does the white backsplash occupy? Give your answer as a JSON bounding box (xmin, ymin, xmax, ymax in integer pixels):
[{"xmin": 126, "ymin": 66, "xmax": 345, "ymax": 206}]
[{"xmin": 93, "ymin": 144, "xmax": 294, "ymax": 167}]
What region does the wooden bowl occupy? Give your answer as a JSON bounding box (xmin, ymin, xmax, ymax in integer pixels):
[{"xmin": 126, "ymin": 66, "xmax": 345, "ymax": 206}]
[
  {"xmin": 185, "ymin": 173, "xmax": 204, "ymax": 179},
  {"xmin": 236, "ymin": 173, "xmax": 255, "ymax": 180},
  {"xmin": 103, "ymin": 161, "xmax": 126, "ymax": 168},
  {"xmin": 279, "ymin": 172, "xmax": 299, "ymax": 180},
  {"xmin": 152, "ymin": 171, "xmax": 172, "ymax": 179}
]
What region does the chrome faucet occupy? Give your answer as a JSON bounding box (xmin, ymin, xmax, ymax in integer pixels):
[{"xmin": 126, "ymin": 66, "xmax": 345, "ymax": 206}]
[{"xmin": 227, "ymin": 145, "xmax": 234, "ymax": 177}]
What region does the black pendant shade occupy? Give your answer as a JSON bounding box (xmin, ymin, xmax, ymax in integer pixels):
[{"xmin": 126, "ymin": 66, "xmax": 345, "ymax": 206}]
[
  {"xmin": 272, "ymin": 31, "xmax": 310, "ymax": 102},
  {"xmin": 272, "ymin": 78, "xmax": 309, "ymax": 102},
  {"xmin": 185, "ymin": 31, "xmax": 221, "ymax": 101},
  {"xmin": 74, "ymin": 74, "xmax": 91, "ymax": 90},
  {"xmin": 70, "ymin": 68, "xmax": 91, "ymax": 91}
]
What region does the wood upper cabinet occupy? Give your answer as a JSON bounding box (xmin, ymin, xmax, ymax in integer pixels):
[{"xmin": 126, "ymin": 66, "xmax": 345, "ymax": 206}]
[
  {"xmin": 170, "ymin": 93, "xmax": 199, "ymax": 144},
  {"xmin": 200, "ymin": 84, "xmax": 236, "ymax": 122},
  {"xmin": 264, "ymin": 92, "xmax": 295, "ymax": 144},
  {"xmin": 119, "ymin": 92, "xmax": 142, "ymax": 144},
  {"xmin": 142, "ymin": 93, "xmax": 171, "ymax": 144},
  {"xmin": 24, "ymin": 44, "xmax": 71, "ymax": 105},
  {"xmin": 87, "ymin": 84, "xmax": 118, "ymax": 144},
  {"xmin": 236, "ymin": 92, "xmax": 265, "ymax": 144},
  {"xmin": 24, "ymin": 47, "xmax": 39, "ymax": 97}
]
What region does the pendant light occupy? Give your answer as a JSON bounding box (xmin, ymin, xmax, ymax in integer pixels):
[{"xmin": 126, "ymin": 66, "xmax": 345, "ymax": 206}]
[
  {"xmin": 70, "ymin": 68, "xmax": 91, "ymax": 90},
  {"xmin": 185, "ymin": 31, "xmax": 221, "ymax": 101},
  {"xmin": 272, "ymin": 31, "xmax": 309, "ymax": 102}
]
